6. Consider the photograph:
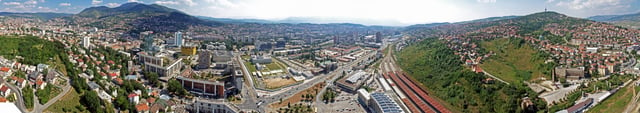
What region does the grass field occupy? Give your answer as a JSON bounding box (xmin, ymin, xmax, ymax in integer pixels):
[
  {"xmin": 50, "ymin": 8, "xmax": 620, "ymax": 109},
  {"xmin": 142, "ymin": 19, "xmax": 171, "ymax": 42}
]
[
  {"xmin": 38, "ymin": 86, "xmax": 62, "ymax": 104},
  {"xmin": 479, "ymin": 38, "xmax": 548, "ymax": 83},
  {"xmin": 588, "ymin": 85, "xmax": 639, "ymax": 113},
  {"xmin": 45, "ymin": 88, "xmax": 87, "ymax": 113},
  {"xmin": 47, "ymin": 55, "xmax": 68, "ymax": 76},
  {"xmin": 265, "ymin": 61, "xmax": 285, "ymax": 71},
  {"xmin": 243, "ymin": 61, "xmax": 257, "ymax": 73}
]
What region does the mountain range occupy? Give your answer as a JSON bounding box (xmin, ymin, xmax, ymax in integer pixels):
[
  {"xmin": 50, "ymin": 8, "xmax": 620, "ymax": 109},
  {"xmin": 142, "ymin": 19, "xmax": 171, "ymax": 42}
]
[
  {"xmin": 588, "ymin": 12, "xmax": 640, "ymax": 29},
  {"xmin": 0, "ymin": 12, "xmax": 71, "ymax": 20},
  {"xmin": 4, "ymin": 2, "xmax": 636, "ymax": 37},
  {"xmin": 68, "ymin": 2, "xmax": 222, "ymax": 34}
]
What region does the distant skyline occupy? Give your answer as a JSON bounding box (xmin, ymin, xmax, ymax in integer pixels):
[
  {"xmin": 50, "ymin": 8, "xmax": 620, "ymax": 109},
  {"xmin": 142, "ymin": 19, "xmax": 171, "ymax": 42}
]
[{"xmin": 1, "ymin": 0, "xmax": 639, "ymax": 26}]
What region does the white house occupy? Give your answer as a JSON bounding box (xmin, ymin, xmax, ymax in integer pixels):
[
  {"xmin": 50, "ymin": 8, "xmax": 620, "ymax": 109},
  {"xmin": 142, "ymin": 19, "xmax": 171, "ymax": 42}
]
[{"xmin": 0, "ymin": 85, "xmax": 11, "ymax": 97}]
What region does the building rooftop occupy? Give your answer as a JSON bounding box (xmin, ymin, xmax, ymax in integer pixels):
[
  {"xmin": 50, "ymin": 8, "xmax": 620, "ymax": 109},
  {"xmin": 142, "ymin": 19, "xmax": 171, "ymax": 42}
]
[
  {"xmin": 346, "ymin": 70, "xmax": 367, "ymax": 83},
  {"xmin": 0, "ymin": 103, "xmax": 21, "ymax": 113},
  {"xmin": 371, "ymin": 92, "xmax": 404, "ymax": 113},
  {"xmin": 88, "ymin": 81, "xmax": 100, "ymax": 90}
]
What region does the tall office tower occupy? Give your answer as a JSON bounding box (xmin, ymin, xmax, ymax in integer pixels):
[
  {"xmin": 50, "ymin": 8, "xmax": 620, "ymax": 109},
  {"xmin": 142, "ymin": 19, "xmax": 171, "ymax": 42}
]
[
  {"xmin": 175, "ymin": 31, "xmax": 183, "ymax": 47},
  {"xmin": 141, "ymin": 31, "xmax": 155, "ymax": 52},
  {"xmin": 375, "ymin": 32, "xmax": 382, "ymax": 43},
  {"xmin": 83, "ymin": 37, "xmax": 91, "ymax": 48}
]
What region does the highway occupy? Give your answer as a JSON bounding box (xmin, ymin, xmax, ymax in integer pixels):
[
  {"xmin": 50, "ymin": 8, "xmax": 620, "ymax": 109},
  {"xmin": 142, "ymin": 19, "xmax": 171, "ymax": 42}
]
[{"xmin": 235, "ymin": 54, "xmax": 264, "ymax": 113}]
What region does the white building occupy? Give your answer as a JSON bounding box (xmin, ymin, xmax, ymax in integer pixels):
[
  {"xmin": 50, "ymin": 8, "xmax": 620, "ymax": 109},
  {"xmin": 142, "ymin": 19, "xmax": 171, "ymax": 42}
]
[
  {"xmin": 357, "ymin": 89, "xmax": 371, "ymax": 107},
  {"xmin": 186, "ymin": 99, "xmax": 237, "ymax": 113},
  {"xmin": 0, "ymin": 103, "xmax": 21, "ymax": 113},
  {"xmin": 83, "ymin": 37, "xmax": 91, "ymax": 48},
  {"xmin": 175, "ymin": 31, "xmax": 183, "ymax": 47}
]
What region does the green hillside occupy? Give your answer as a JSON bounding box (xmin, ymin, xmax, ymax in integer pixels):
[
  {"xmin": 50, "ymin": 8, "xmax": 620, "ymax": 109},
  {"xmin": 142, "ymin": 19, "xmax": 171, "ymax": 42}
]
[
  {"xmin": 396, "ymin": 38, "xmax": 546, "ymax": 113},
  {"xmin": 479, "ymin": 38, "xmax": 554, "ymax": 83},
  {"xmin": 0, "ymin": 35, "xmax": 66, "ymax": 65}
]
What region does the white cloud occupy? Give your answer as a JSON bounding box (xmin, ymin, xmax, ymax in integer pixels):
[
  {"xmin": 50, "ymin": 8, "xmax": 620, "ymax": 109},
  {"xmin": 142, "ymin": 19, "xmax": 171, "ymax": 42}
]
[
  {"xmin": 155, "ymin": 1, "xmax": 180, "ymax": 5},
  {"xmin": 181, "ymin": 0, "xmax": 196, "ymax": 6},
  {"xmin": 556, "ymin": 0, "xmax": 629, "ymax": 10},
  {"xmin": 106, "ymin": 3, "xmax": 120, "ymax": 7},
  {"xmin": 37, "ymin": 6, "xmax": 57, "ymax": 12},
  {"xmin": 24, "ymin": 0, "xmax": 37, "ymax": 5},
  {"xmin": 477, "ymin": 0, "xmax": 496, "ymax": 3},
  {"xmin": 59, "ymin": 3, "xmax": 71, "ymax": 6},
  {"xmin": 207, "ymin": 0, "xmax": 238, "ymax": 8},
  {"xmin": 92, "ymin": 0, "xmax": 103, "ymax": 5},
  {"xmin": 547, "ymin": 0, "xmax": 555, "ymax": 3},
  {"xmin": 3, "ymin": 2, "xmax": 21, "ymax": 6},
  {"xmin": 128, "ymin": 0, "xmax": 143, "ymax": 3}
]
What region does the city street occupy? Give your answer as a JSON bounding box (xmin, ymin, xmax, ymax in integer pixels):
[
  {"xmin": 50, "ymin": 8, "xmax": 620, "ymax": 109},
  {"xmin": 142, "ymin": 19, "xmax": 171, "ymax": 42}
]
[{"xmin": 31, "ymin": 76, "xmax": 71, "ymax": 113}]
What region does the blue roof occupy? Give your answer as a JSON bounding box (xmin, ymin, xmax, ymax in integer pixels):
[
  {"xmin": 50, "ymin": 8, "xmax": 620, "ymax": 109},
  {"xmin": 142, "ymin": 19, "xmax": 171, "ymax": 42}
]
[
  {"xmin": 371, "ymin": 93, "xmax": 403, "ymax": 113},
  {"xmin": 124, "ymin": 75, "xmax": 138, "ymax": 80}
]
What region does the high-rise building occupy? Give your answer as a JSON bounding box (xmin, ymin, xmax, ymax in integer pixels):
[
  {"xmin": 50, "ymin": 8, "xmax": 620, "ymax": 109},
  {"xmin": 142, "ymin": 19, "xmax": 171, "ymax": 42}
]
[
  {"xmin": 141, "ymin": 31, "xmax": 155, "ymax": 52},
  {"xmin": 276, "ymin": 38, "xmax": 286, "ymax": 48},
  {"xmin": 175, "ymin": 31, "xmax": 183, "ymax": 47},
  {"xmin": 375, "ymin": 32, "xmax": 382, "ymax": 43},
  {"xmin": 83, "ymin": 37, "xmax": 91, "ymax": 48}
]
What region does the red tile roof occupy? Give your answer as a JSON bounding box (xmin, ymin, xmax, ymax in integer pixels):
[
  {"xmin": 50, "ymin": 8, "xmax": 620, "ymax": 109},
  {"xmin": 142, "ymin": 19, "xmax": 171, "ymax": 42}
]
[
  {"xmin": 0, "ymin": 67, "xmax": 10, "ymax": 72},
  {"xmin": 147, "ymin": 98, "xmax": 156, "ymax": 104},
  {"xmin": 109, "ymin": 73, "xmax": 118, "ymax": 77},
  {"xmin": 0, "ymin": 86, "xmax": 9, "ymax": 92},
  {"xmin": 136, "ymin": 103, "xmax": 149, "ymax": 111},
  {"xmin": 128, "ymin": 93, "xmax": 138, "ymax": 98},
  {"xmin": 36, "ymin": 80, "xmax": 44, "ymax": 86}
]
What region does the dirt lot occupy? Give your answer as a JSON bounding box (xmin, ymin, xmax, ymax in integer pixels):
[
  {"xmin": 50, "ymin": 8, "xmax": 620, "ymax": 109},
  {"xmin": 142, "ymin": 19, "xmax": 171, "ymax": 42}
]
[
  {"xmin": 264, "ymin": 77, "xmax": 298, "ymax": 89},
  {"xmin": 269, "ymin": 82, "xmax": 325, "ymax": 108}
]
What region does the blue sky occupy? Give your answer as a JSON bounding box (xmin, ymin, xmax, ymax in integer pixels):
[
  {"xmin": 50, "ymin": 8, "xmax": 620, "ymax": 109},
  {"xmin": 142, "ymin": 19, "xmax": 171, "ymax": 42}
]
[{"xmin": 1, "ymin": 0, "xmax": 639, "ymax": 25}]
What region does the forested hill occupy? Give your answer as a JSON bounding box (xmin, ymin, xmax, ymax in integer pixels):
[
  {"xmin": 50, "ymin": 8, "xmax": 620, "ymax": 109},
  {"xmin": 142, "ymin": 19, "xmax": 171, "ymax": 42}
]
[
  {"xmin": 68, "ymin": 2, "xmax": 223, "ymax": 34},
  {"xmin": 397, "ymin": 11, "xmax": 640, "ymax": 113},
  {"xmin": 396, "ymin": 38, "xmax": 545, "ymax": 113}
]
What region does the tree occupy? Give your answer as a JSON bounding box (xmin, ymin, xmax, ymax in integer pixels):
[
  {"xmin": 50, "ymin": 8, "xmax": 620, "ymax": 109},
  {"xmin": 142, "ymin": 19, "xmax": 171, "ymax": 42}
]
[
  {"xmin": 22, "ymin": 86, "xmax": 34, "ymax": 109},
  {"xmin": 145, "ymin": 72, "xmax": 159, "ymax": 86},
  {"xmin": 115, "ymin": 94, "xmax": 131, "ymax": 110},
  {"xmin": 82, "ymin": 91, "xmax": 102, "ymax": 112},
  {"xmin": 36, "ymin": 84, "xmax": 54, "ymax": 104},
  {"xmin": 168, "ymin": 79, "xmax": 186, "ymax": 96}
]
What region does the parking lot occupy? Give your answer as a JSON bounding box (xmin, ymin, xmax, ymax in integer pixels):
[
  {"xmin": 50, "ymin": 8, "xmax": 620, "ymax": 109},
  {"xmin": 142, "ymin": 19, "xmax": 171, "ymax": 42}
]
[{"xmin": 325, "ymin": 91, "xmax": 367, "ymax": 113}]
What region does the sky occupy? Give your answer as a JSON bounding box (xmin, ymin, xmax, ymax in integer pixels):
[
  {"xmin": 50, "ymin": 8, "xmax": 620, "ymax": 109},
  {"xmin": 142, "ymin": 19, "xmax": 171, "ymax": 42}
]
[{"xmin": 1, "ymin": 0, "xmax": 640, "ymax": 26}]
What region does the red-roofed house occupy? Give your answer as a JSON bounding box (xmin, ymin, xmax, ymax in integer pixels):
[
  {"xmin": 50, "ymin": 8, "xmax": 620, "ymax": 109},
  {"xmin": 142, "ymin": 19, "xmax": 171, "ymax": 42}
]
[
  {"xmin": 109, "ymin": 73, "xmax": 118, "ymax": 78},
  {"xmin": 129, "ymin": 93, "xmax": 140, "ymax": 104},
  {"xmin": 35, "ymin": 80, "xmax": 46, "ymax": 90},
  {"xmin": 147, "ymin": 98, "xmax": 156, "ymax": 104},
  {"xmin": 0, "ymin": 85, "xmax": 11, "ymax": 97},
  {"xmin": 0, "ymin": 67, "xmax": 11, "ymax": 73},
  {"xmin": 15, "ymin": 78, "xmax": 26, "ymax": 88},
  {"xmin": 136, "ymin": 103, "xmax": 149, "ymax": 113},
  {"xmin": 112, "ymin": 78, "xmax": 123, "ymax": 85}
]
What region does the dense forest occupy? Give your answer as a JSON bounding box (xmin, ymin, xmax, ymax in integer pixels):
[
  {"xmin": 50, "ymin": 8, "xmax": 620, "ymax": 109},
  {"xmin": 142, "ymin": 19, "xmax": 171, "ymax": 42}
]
[
  {"xmin": 0, "ymin": 35, "xmax": 66, "ymax": 65},
  {"xmin": 396, "ymin": 38, "xmax": 547, "ymax": 113}
]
